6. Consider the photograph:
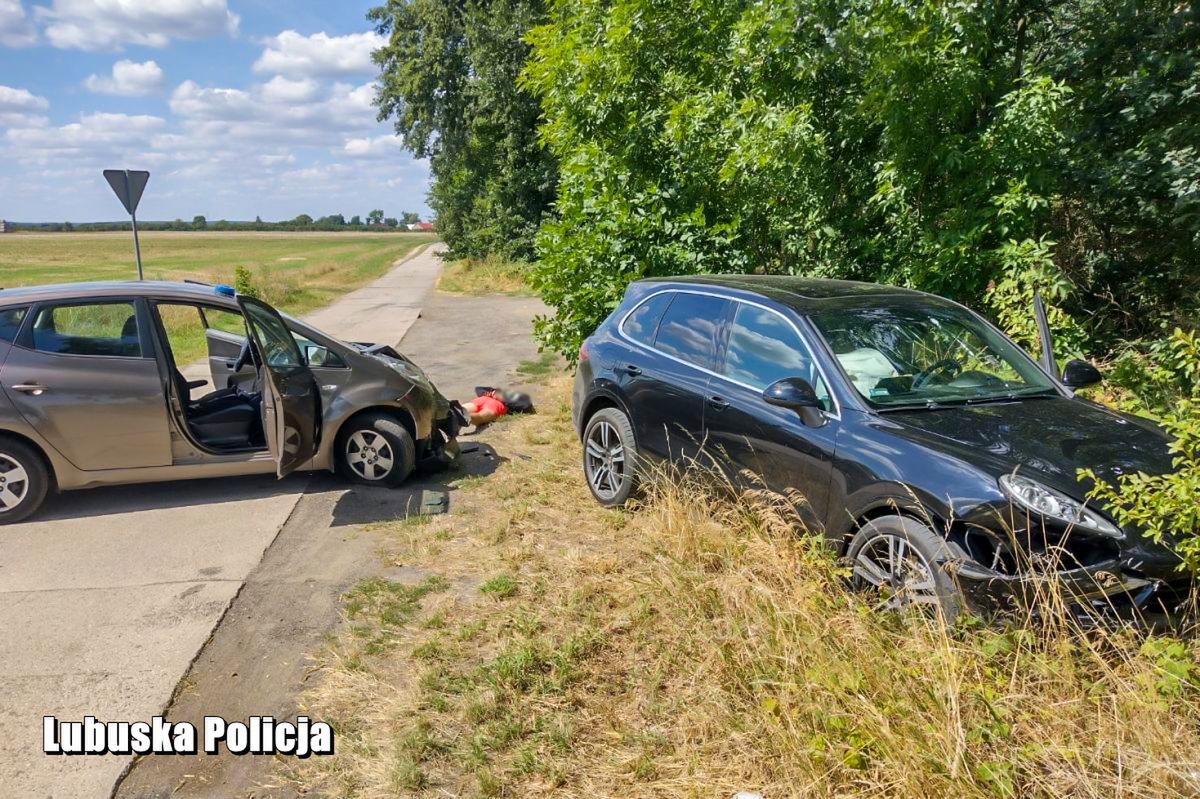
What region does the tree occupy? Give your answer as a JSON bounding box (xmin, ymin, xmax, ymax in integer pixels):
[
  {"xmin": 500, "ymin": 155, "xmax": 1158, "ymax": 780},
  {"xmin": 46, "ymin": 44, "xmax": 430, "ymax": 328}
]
[
  {"xmin": 384, "ymin": 217, "xmax": 399, "ymax": 228},
  {"xmin": 293, "ymin": 214, "xmax": 314, "ymax": 226},
  {"xmin": 349, "ymin": 215, "xmax": 363, "ymax": 226},
  {"xmin": 370, "ymin": 0, "xmax": 557, "ymax": 260},
  {"xmin": 191, "ymin": 215, "xmax": 206, "ymax": 230},
  {"xmin": 317, "ymin": 214, "xmax": 346, "ymax": 226},
  {"xmin": 400, "ymin": 211, "xmax": 420, "ymax": 226},
  {"xmin": 367, "ymin": 209, "xmax": 385, "ymax": 225},
  {"xmin": 523, "ymin": 0, "xmax": 1198, "ymax": 361}
]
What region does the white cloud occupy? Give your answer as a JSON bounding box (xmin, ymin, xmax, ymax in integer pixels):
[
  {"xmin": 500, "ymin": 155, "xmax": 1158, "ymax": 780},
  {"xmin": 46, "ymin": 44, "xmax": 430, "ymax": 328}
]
[
  {"xmin": 83, "ymin": 59, "xmax": 164, "ymax": 96},
  {"xmin": 4, "ymin": 112, "xmax": 165, "ymax": 165},
  {"xmin": 253, "ymin": 30, "xmax": 384, "ymax": 77},
  {"xmin": 36, "ymin": 0, "xmax": 238, "ymax": 51},
  {"xmin": 0, "ymin": 0, "xmax": 36, "ymax": 46},
  {"xmin": 259, "ymin": 75, "xmax": 318, "ymax": 104},
  {"xmin": 343, "ymin": 135, "xmax": 402, "ymax": 158},
  {"xmin": 0, "ymin": 83, "xmax": 48, "ymax": 126},
  {"xmin": 169, "ymin": 79, "xmax": 380, "ymax": 146}
]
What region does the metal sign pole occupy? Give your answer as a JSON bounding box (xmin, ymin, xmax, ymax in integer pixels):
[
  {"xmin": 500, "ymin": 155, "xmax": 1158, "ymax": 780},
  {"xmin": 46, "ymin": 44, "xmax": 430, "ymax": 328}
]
[
  {"xmin": 130, "ymin": 207, "xmax": 144, "ymax": 280},
  {"xmin": 102, "ymin": 169, "xmax": 150, "ymax": 281}
]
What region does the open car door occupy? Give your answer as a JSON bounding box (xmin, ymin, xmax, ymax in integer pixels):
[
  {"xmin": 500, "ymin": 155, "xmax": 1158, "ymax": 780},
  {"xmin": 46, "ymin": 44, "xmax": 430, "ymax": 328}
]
[{"xmin": 237, "ymin": 296, "xmax": 321, "ymax": 478}]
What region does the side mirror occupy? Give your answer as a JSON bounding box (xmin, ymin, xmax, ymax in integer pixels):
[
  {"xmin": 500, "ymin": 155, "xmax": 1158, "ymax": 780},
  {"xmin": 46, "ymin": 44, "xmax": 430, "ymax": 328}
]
[
  {"xmin": 763, "ymin": 377, "xmax": 826, "ymax": 428},
  {"xmin": 1062, "ymin": 358, "xmax": 1101, "ymax": 389},
  {"xmin": 304, "ymin": 344, "xmax": 329, "ymax": 367}
]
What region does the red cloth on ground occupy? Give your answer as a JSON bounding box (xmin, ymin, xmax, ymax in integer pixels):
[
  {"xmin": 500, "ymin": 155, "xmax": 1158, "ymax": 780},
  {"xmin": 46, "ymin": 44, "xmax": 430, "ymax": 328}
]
[{"xmin": 472, "ymin": 393, "xmax": 507, "ymax": 417}]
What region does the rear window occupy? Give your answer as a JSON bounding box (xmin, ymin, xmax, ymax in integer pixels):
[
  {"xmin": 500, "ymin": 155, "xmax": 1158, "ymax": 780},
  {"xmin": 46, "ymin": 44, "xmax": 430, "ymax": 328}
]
[
  {"xmin": 31, "ymin": 302, "xmax": 142, "ymax": 358},
  {"xmin": 621, "ymin": 292, "xmax": 672, "ymax": 346},
  {"xmin": 0, "ymin": 307, "xmax": 27, "ymax": 343},
  {"xmin": 653, "ymin": 293, "xmax": 729, "ymax": 370}
]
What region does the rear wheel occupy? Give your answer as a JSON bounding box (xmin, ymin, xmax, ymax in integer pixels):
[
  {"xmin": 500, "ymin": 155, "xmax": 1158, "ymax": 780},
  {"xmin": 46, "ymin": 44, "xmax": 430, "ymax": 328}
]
[
  {"xmin": 336, "ymin": 414, "xmax": 415, "ymax": 487},
  {"xmin": 847, "ymin": 515, "xmax": 965, "ymax": 622},
  {"xmin": 0, "ymin": 438, "xmax": 49, "ymax": 525},
  {"xmin": 582, "ymin": 407, "xmax": 638, "ymax": 507}
]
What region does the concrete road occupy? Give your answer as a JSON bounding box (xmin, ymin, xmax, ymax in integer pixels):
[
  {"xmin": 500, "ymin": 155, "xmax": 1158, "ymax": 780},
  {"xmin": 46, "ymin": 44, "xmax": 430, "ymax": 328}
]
[{"xmin": 0, "ymin": 244, "xmax": 444, "ymax": 797}]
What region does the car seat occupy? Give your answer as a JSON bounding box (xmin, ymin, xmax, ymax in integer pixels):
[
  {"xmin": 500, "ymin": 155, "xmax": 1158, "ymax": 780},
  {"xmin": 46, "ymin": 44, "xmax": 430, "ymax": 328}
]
[{"xmin": 171, "ymin": 367, "xmax": 261, "ymax": 449}]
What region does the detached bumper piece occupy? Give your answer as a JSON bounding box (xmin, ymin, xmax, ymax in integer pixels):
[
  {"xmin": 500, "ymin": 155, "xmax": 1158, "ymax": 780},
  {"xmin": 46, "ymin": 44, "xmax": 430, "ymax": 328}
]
[{"xmin": 951, "ymin": 558, "xmax": 1190, "ymax": 628}]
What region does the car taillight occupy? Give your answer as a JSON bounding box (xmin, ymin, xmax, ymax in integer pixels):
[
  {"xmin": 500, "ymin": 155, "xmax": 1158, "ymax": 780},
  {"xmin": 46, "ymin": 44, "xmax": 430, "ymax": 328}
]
[{"xmin": 579, "ymin": 339, "xmax": 590, "ymax": 362}]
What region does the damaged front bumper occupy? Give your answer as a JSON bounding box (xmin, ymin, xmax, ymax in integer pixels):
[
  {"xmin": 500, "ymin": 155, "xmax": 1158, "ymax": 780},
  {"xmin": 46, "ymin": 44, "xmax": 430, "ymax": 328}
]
[{"xmin": 949, "ymin": 556, "xmax": 1192, "ymax": 627}]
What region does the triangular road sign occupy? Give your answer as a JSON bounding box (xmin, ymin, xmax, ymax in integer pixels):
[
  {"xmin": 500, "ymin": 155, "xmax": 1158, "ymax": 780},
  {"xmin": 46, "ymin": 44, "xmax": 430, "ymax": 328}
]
[{"xmin": 103, "ymin": 169, "xmax": 150, "ymax": 215}]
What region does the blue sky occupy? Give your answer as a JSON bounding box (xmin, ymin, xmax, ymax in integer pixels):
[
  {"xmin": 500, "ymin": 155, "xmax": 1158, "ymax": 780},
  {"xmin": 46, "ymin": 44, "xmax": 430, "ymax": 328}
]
[{"xmin": 0, "ymin": 0, "xmax": 432, "ymax": 223}]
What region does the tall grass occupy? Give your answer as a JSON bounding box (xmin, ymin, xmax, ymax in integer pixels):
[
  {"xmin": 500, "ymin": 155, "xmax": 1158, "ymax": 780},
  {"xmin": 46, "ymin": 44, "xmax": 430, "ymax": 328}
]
[{"xmin": 288, "ymin": 378, "xmax": 1200, "ymax": 798}]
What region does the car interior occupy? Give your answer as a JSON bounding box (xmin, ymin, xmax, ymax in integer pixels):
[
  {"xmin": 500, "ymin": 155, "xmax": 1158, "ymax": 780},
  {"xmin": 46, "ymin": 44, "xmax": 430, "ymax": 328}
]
[{"xmin": 155, "ymin": 304, "xmax": 267, "ymax": 452}]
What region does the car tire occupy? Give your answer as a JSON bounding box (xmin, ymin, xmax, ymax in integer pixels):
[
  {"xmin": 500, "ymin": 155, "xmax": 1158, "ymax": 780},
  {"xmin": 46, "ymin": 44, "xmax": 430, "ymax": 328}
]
[
  {"xmin": 846, "ymin": 515, "xmax": 966, "ymax": 622},
  {"xmin": 336, "ymin": 414, "xmax": 416, "ymax": 488},
  {"xmin": 582, "ymin": 407, "xmax": 639, "ymax": 508},
  {"xmin": 0, "ymin": 437, "xmax": 50, "ymax": 525}
]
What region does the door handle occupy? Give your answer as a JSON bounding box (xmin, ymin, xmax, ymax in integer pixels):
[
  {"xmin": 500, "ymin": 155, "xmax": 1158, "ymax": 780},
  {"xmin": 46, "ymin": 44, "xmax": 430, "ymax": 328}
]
[
  {"xmin": 623, "ymin": 364, "xmax": 643, "ymax": 376},
  {"xmin": 707, "ymin": 395, "xmax": 729, "ymax": 412},
  {"xmin": 11, "ymin": 384, "xmax": 48, "ymax": 395}
]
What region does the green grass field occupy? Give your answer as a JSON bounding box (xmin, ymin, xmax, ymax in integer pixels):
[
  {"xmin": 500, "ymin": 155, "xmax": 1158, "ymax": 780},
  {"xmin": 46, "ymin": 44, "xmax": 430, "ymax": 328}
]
[{"xmin": 0, "ymin": 231, "xmax": 438, "ymax": 363}]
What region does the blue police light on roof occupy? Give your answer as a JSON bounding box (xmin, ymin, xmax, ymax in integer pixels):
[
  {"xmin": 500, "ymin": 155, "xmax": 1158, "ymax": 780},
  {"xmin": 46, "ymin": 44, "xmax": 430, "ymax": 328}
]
[{"xmin": 214, "ymin": 284, "xmax": 236, "ymax": 297}]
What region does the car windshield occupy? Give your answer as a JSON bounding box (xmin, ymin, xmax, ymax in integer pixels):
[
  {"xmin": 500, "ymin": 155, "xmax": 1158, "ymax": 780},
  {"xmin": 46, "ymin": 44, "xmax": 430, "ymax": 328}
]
[{"xmin": 809, "ymin": 302, "xmax": 1056, "ymax": 407}]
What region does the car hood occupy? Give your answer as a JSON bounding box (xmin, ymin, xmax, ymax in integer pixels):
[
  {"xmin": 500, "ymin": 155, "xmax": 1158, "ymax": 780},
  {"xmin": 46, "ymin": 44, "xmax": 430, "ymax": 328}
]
[{"xmin": 882, "ymin": 396, "xmax": 1173, "ymax": 495}]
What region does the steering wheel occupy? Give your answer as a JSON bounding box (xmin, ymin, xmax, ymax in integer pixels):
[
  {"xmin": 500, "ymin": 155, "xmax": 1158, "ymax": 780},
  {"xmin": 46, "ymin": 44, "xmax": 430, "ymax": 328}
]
[{"xmin": 912, "ymin": 358, "xmax": 963, "ymax": 389}]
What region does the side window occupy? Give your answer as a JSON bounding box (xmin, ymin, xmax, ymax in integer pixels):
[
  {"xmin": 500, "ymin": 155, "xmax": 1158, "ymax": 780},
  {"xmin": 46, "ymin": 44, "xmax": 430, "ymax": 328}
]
[
  {"xmin": 241, "ymin": 300, "xmax": 304, "ymax": 369},
  {"xmin": 653, "ymin": 293, "xmax": 730, "ymax": 370},
  {"xmin": 723, "ymin": 303, "xmax": 832, "ymax": 411},
  {"xmin": 203, "ymin": 306, "xmax": 248, "ymax": 338},
  {"xmin": 31, "ymin": 301, "xmax": 142, "ymax": 358},
  {"xmin": 0, "ymin": 307, "xmax": 27, "ymax": 343},
  {"xmin": 621, "ymin": 293, "xmax": 672, "ymax": 347}
]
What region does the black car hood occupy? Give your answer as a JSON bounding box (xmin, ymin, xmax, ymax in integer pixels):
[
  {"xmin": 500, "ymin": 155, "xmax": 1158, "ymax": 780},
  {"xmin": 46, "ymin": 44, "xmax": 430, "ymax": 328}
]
[{"xmin": 882, "ymin": 396, "xmax": 1173, "ymax": 495}]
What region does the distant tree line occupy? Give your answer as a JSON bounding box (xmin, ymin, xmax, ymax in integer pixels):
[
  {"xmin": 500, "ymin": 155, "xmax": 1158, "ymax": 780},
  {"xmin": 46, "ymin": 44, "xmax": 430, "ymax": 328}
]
[{"xmin": 9, "ymin": 210, "xmax": 428, "ymax": 233}]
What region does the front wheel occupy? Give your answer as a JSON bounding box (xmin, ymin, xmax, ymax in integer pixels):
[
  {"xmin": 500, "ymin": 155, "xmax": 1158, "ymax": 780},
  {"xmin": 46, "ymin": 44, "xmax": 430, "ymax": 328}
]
[
  {"xmin": 0, "ymin": 437, "xmax": 49, "ymax": 525},
  {"xmin": 846, "ymin": 515, "xmax": 965, "ymax": 622},
  {"xmin": 336, "ymin": 414, "xmax": 416, "ymax": 487},
  {"xmin": 582, "ymin": 407, "xmax": 639, "ymax": 507}
]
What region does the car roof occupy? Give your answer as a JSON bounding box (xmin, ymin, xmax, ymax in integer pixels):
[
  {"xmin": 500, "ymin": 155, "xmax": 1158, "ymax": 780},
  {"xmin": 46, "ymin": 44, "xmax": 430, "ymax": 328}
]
[
  {"xmin": 0, "ymin": 280, "xmax": 239, "ymax": 308},
  {"xmin": 635, "ymin": 274, "xmax": 945, "ymax": 313}
]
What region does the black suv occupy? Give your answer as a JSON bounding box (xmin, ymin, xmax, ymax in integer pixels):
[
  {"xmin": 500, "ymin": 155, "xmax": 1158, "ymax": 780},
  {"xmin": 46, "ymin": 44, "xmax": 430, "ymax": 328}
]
[{"xmin": 572, "ymin": 275, "xmax": 1184, "ymax": 621}]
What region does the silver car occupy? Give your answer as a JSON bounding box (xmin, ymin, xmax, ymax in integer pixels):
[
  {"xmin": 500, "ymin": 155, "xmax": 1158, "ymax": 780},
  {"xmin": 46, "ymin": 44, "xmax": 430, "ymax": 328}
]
[{"xmin": 0, "ymin": 280, "xmax": 461, "ymax": 523}]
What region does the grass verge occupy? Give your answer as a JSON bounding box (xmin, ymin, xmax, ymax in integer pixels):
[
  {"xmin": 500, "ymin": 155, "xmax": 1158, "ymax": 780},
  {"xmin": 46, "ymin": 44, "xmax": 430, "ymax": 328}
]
[
  {"xmin": 285, "ymin": 376, "xmax": 1200, "ymax": 798},
  {"xmin": 437, "ymin": 256, "xmax": 532, "ymax": 296}
]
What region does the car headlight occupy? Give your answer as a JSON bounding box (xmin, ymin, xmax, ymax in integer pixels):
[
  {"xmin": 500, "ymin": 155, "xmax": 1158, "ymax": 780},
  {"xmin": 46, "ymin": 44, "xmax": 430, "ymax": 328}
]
[{"xmin": 999, "ymin": 473, "xmax": 1124, "ymax": 540}]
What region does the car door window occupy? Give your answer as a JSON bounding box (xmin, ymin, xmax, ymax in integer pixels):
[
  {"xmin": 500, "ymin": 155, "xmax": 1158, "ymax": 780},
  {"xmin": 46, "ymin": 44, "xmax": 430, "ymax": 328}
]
[
  {"xmin": 622, "ymin": 293, "xmax": 673, "ymax": 346},
  {"xmin": 722, "ymin": 302, "xmax": 831, "ymax": 411},
  {"xmin": 30, "ymin": 301, "xmax": 142, "ymax": 357},
  {"xmin": 242, "ymin": 300, "xmax": 304, "ymax": 369},
  {"xmin": 653, "ymin": 293, "xmax": 729, "ymax": 370},
  {"xmin": 0, "ymin": 307, "xmax": 27, "ymax": 343}
]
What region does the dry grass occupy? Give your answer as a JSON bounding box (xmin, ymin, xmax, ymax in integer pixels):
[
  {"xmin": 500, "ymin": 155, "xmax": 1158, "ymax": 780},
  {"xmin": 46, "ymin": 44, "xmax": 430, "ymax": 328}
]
[
  {"xmin": 284, "ymin": 376, "xmax": 1200, "ymax": 799},
  {"xmin": 437, "ymin": 256, "xmax": 532, "ymax": 296}
]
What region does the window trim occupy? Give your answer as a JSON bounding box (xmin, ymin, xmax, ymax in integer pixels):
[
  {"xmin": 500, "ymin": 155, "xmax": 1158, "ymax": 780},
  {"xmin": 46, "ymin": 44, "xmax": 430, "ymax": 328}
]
[
  {"xmin": 17, "ymin": 297, "xmax": 153, "ymax": 361},
  {"xmin": 618, "ymin": 288, "xmax": 842, "ymax": 420}
]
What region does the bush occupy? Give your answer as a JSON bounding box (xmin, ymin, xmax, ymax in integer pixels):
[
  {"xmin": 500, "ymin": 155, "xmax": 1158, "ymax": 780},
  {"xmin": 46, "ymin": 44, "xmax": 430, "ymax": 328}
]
[
  {"xmin": 233, "ymin": 265, "xmax": 260, "ymax": 299},
  {"xmin": 1083, "ymin": 329, "xmax": 1200, "ymax": 572}
]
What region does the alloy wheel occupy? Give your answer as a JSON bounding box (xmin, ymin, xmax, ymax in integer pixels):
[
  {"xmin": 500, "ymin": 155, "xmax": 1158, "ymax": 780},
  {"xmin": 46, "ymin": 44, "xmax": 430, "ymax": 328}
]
[
  {"xmin": 346, "ymin": 430, "xmax": 395, "ymax": 482},
  {"xmin": 0, "ymin": 454, "xmax": 29, "ymax": 514},
  {"xmin": 851, "ymin": 533, "xmax": 941, "ymax": 611},
  {"xmin": 585, "ymin": 420, "xmax": 626, "ymax": 501}
]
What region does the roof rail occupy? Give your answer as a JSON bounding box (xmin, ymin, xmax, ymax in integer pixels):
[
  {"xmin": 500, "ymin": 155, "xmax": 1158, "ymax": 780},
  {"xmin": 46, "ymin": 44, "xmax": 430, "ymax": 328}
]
[{"xmin": 182, "ymin": 279, "xmax": 212, "ymax": 286}]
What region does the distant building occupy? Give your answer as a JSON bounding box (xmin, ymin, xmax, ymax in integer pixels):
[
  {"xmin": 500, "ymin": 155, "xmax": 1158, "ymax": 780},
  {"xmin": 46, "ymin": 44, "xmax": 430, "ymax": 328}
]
[
  {"xmin": 410, "ymin": 221, "xmax": 435, "ymax": 232},
  {"xmin": 0, "ymin": 220, "xmax": 9, "ymax": 233}
]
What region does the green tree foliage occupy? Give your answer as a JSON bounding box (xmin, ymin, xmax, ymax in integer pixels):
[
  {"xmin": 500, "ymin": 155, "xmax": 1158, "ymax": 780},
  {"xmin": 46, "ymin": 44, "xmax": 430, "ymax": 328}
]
[
  {"xmin": 368, "ymin": 209, "xmax": 385, "ymax": 225},
  {"xmin": 191, "ymin": 215, "xmax": 207, "ymax": 230},
  {"xmin": 523, "ymin": 0, "xmax": 1199, "ymax": 361},
  {"xmin": 401, "ymin": 211, "xmax": 421, "ymax": 225},
  {"xmin": 370, "ymin": 0, "xmax": 557, "ymax": 260}
]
